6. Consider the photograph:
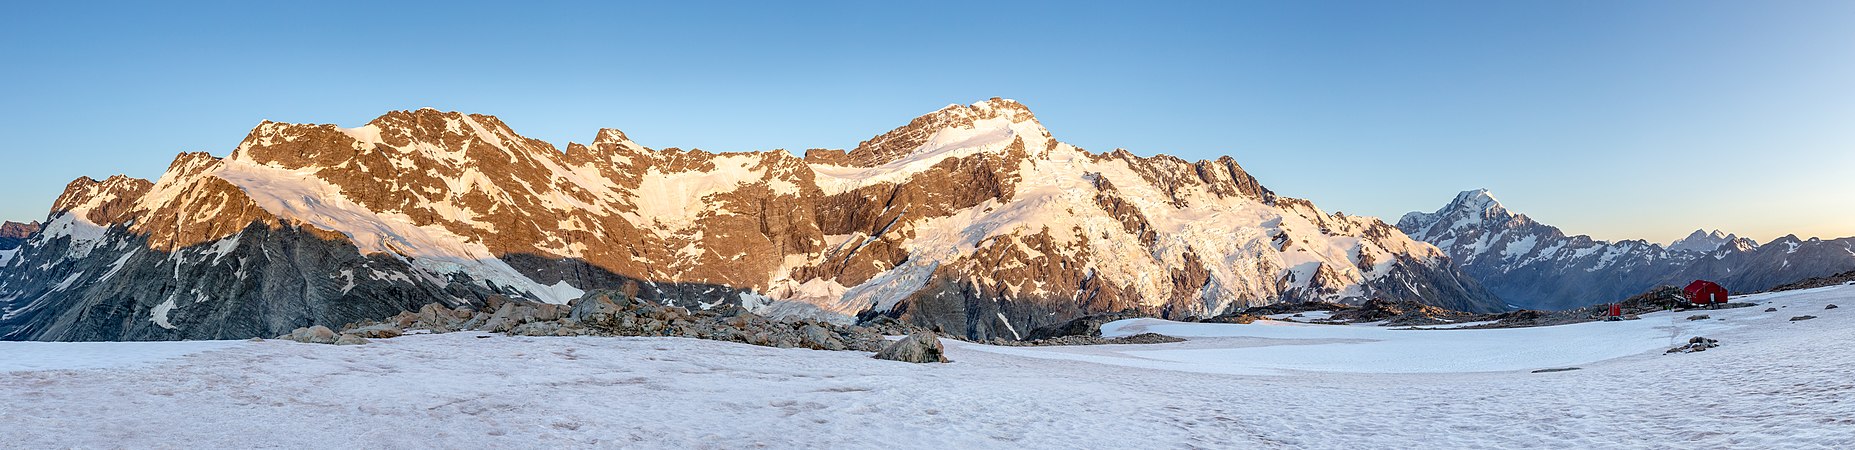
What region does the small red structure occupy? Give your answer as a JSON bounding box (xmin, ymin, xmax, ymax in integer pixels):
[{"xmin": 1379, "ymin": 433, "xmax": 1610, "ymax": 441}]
[
  {"xmin": 1683, "ymin": 280, "xmax": 1730, "ymax": 307},
  {"xmin": 1608, "ymin": 303, "xmax": 1622, "ymax": 317}
]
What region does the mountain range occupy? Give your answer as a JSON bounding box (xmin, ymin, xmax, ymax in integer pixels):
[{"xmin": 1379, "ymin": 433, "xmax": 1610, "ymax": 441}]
[
  {"xmin": 0, "ymin": 99, "xmax": 1503, "ymax": 342},
  {"xmin": 1399, "ymin": 189, "xmax": 1855, "ymax": 310}
]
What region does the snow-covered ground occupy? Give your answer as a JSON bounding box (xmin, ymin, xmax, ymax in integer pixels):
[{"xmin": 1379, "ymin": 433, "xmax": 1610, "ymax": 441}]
[{"xmin": 3, "ymin": 286, "xmax": 1852, "ymax": 448}]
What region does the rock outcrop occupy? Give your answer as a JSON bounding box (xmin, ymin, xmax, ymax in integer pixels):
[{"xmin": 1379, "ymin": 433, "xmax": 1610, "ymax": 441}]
[
  {"xmin": 874, "ymin": 332, "xmax": 950, "ymax": 363},
  {"xmin": 356, "ymin": 290, "xmax": 892, "ymax": 352}
]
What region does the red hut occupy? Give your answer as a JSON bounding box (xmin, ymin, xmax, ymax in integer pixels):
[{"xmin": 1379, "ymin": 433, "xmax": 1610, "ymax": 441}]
[{"xmin": 1683, "ymin": 280, "xmax": 1729, "ymax": 307}]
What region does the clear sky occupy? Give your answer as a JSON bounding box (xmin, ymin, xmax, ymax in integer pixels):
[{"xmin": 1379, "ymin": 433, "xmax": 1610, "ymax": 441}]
[{"xmin": 3, "ymin": 1, "xmax": 1852, "ymax": 244}]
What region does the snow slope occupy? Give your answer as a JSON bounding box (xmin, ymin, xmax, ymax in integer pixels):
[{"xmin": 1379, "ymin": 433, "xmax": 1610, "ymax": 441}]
[
  {"xmin": 1, "ymin": 284, "xmax": 1850, "ymax": 448},
  {"xmin": 0, "ymin": 340, "xmax": 243, "ymax": 372}
]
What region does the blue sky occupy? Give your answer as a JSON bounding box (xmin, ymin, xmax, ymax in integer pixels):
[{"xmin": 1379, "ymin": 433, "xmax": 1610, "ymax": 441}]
[{"xmin": 3, "ymin": 1, "xmax": 1852, "ymax": 244}]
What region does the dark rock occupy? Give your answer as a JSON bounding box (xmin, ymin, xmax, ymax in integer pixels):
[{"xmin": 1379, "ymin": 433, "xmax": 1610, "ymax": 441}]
[
  {"xmin": 798, "ymin": 323, "xmax": 844, "ymax": 351},
  {"xmin": 1791, "ymin": 315, "xmax": 1817, "ymax": 321},
  {"xmin": 991, "ymin": 332, "xmax": 1186, "ymax": 347},
  {"xmin": 1667, "ymin": 336, "xmax": 1718, "ymax": 353},
  {"xmin": 1827, "ymin": 304, "xmax": 1839, "ymax": 310},
  {"xmin": 1024, "ymin": 313, "xmax": 1145, "ymax": 340},
  {"xmin": 874, "ymin": 332, "xmax": 949, "ymax": 363},
  {"xmin": 483, "ymin": 303, "xmax": 540, "ymax": 333},
  {"xmin": 1531, "ymin": 367, "xmax": 1581, "ymax": 373},
  {"xmin": 1200, "ymin": 313, "xmax": 1265, "ymax": 324},
  {"xmin": 1687, "ymin": 314, "xmax": 1710, "ymax": 321},
  {"xmin": 1765, "ymin": 307, "xmax": 1778, "ymax": 312},
  {"xmin": 570, "ymin": 290, "xmax": 633, "ymax": 322}
]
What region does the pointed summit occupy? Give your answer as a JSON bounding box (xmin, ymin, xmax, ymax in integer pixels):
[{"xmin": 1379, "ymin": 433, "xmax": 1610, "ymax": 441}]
[
  {"xmin": 1669, "ymin": 228, "xmax": 1747, "ymax": 253},
  {"xmin": 1448, "ymin": 189, "xmax": 1505, "ymax": 215}
]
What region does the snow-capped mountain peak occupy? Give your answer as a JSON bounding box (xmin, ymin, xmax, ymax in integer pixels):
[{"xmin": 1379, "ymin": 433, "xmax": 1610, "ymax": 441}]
[
  {"xmin": 1396, "ymin": 189, "xmax": 1521, "ymax": 244},
  {"xmin": 1450, "ymin": 188, "xmax": 1505, "ymax": 216}
]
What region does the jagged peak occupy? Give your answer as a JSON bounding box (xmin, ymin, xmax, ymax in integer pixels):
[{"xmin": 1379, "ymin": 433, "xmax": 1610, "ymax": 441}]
[
  {"xmin": 164, "ymin": 151, "xmax": 223, "ymax": 173},
  {"xmin": 49, "ymin": 173, "xmax": 153, "ymax": 224},
  {"xmin": 840, "ymin": 97, "xmax": 1052, "ymax": 167},
  {"xmin": 364, "ymin": 108, "xmax": 524, "ymax": 144},
  {"xmin": 1669, "ymin": 228, "xmax": 1751, "ymax": 253},
  {"xmin": 237, "ymin": 109, "xmax": 520, "ymax": 147},
  {"xmin": 593, "ymin": 128, "xmax": 634, "ymax": 146}
]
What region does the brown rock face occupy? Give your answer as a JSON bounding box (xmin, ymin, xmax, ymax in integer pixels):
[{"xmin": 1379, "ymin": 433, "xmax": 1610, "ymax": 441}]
[{"xmin": 0, "ymin": 221, "xmax": 39, "ymax": 250}]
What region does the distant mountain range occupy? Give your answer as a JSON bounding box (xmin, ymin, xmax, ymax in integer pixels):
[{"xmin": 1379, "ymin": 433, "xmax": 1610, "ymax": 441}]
[
  {"xmin": 1399, "ymin": 189, "xmax": 1855, "ymax": 310},
  {"xmin": 0, "ymin": 99, "xmax": 1501, "ymax": 342}
]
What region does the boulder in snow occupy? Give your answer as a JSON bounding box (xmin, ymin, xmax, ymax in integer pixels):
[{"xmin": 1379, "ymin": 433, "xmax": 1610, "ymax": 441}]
[
  {"xmin": 278, "ymin": 325, "xmax": 338, "ymax": 344},
  {"xmin": 874, "ymin": 332, "xmax": 949, "ymax": 363}
]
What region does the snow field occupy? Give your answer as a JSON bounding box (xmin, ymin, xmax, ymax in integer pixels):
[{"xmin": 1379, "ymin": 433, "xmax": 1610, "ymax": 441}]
[{"xmin": 0, "ymin": 286, "xmax": 1850, "ymax": 448}]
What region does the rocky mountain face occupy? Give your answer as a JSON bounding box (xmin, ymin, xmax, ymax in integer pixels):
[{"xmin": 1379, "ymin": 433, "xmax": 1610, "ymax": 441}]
[
  {"xmin": 0, "ymin": 99, "xmax": 1501, "ymax": 342},
  {"xmin": 0, "ymin": 221, "xmax": 38, "ymax": 250},
  {"xmin": 1399, "ymin": 189, "xmax": 1855, "ymax": 310}
]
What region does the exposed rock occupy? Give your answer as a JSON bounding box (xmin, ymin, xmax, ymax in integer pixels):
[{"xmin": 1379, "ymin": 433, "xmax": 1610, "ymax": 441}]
[
  {"xmin": 1667, "ymin": 336, "xmax": 1719, "ymax": 353},
  {"xmin": 1770, "ymin": 270, "xmax": 1855, "ymax": 293},
  {"xmin": 797, "ymin": 323, "xmax": 844, "ymax": 351},
  {"xmin": 482, "ymin": 303, "xmax": 540, "ymax": 333},
  {"xmin": 1790, "ymin": 315, "xmax": 1817, "ymax": 321},
  {"xmin": 1827, "ymin": 304, "xmax": 1839, "ymax": 310},
  {"xmin": 1330, "ymin": 298, "xmax": 1481, "ymax": 326},
  {"xmin": 1531, "ymin": 367, "xmax": 1582, "ymax": 373},
  {"xmin": 278, "ymin": 325, "xmax": 337, "ymax": 344},
  {"xmin": 0, "ymin": 221, "xmax": 40, "ymax": 250},
  {"xmin": 874, "ymin": 332, "xmax": 949, "ymax": 363},
  {"xmin": 1765, "ymin": 307, "xmax": 1778, "ymax": 312},
  {"xmin": 1023, "ymin": 313, "xmax": 1145, "ymax": 340},
  {"xmin": 991, "ymin": 332, "xmax": 1186, "ymax": 347},
  {"xmin": 570, "ymin": 290, "xmax": 634, "ymax": 322},
  {"xmin": 372, "ymin": 291, "xmax": 890, "ymax": 352},
  {"xmin": 341, "ymin": 323, "xmax": 403, "ymax": 339},
  {"xmin": 334, "ymin": 334, "xmax": 369, "ymax": 345},
  {"xmin": 1199, "ymin": 313, "xmax": 1266, "ymax": 325},
  {"xmin": 1687, "ymin": 315, "xmax": 1710, "ymax": 321}
]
